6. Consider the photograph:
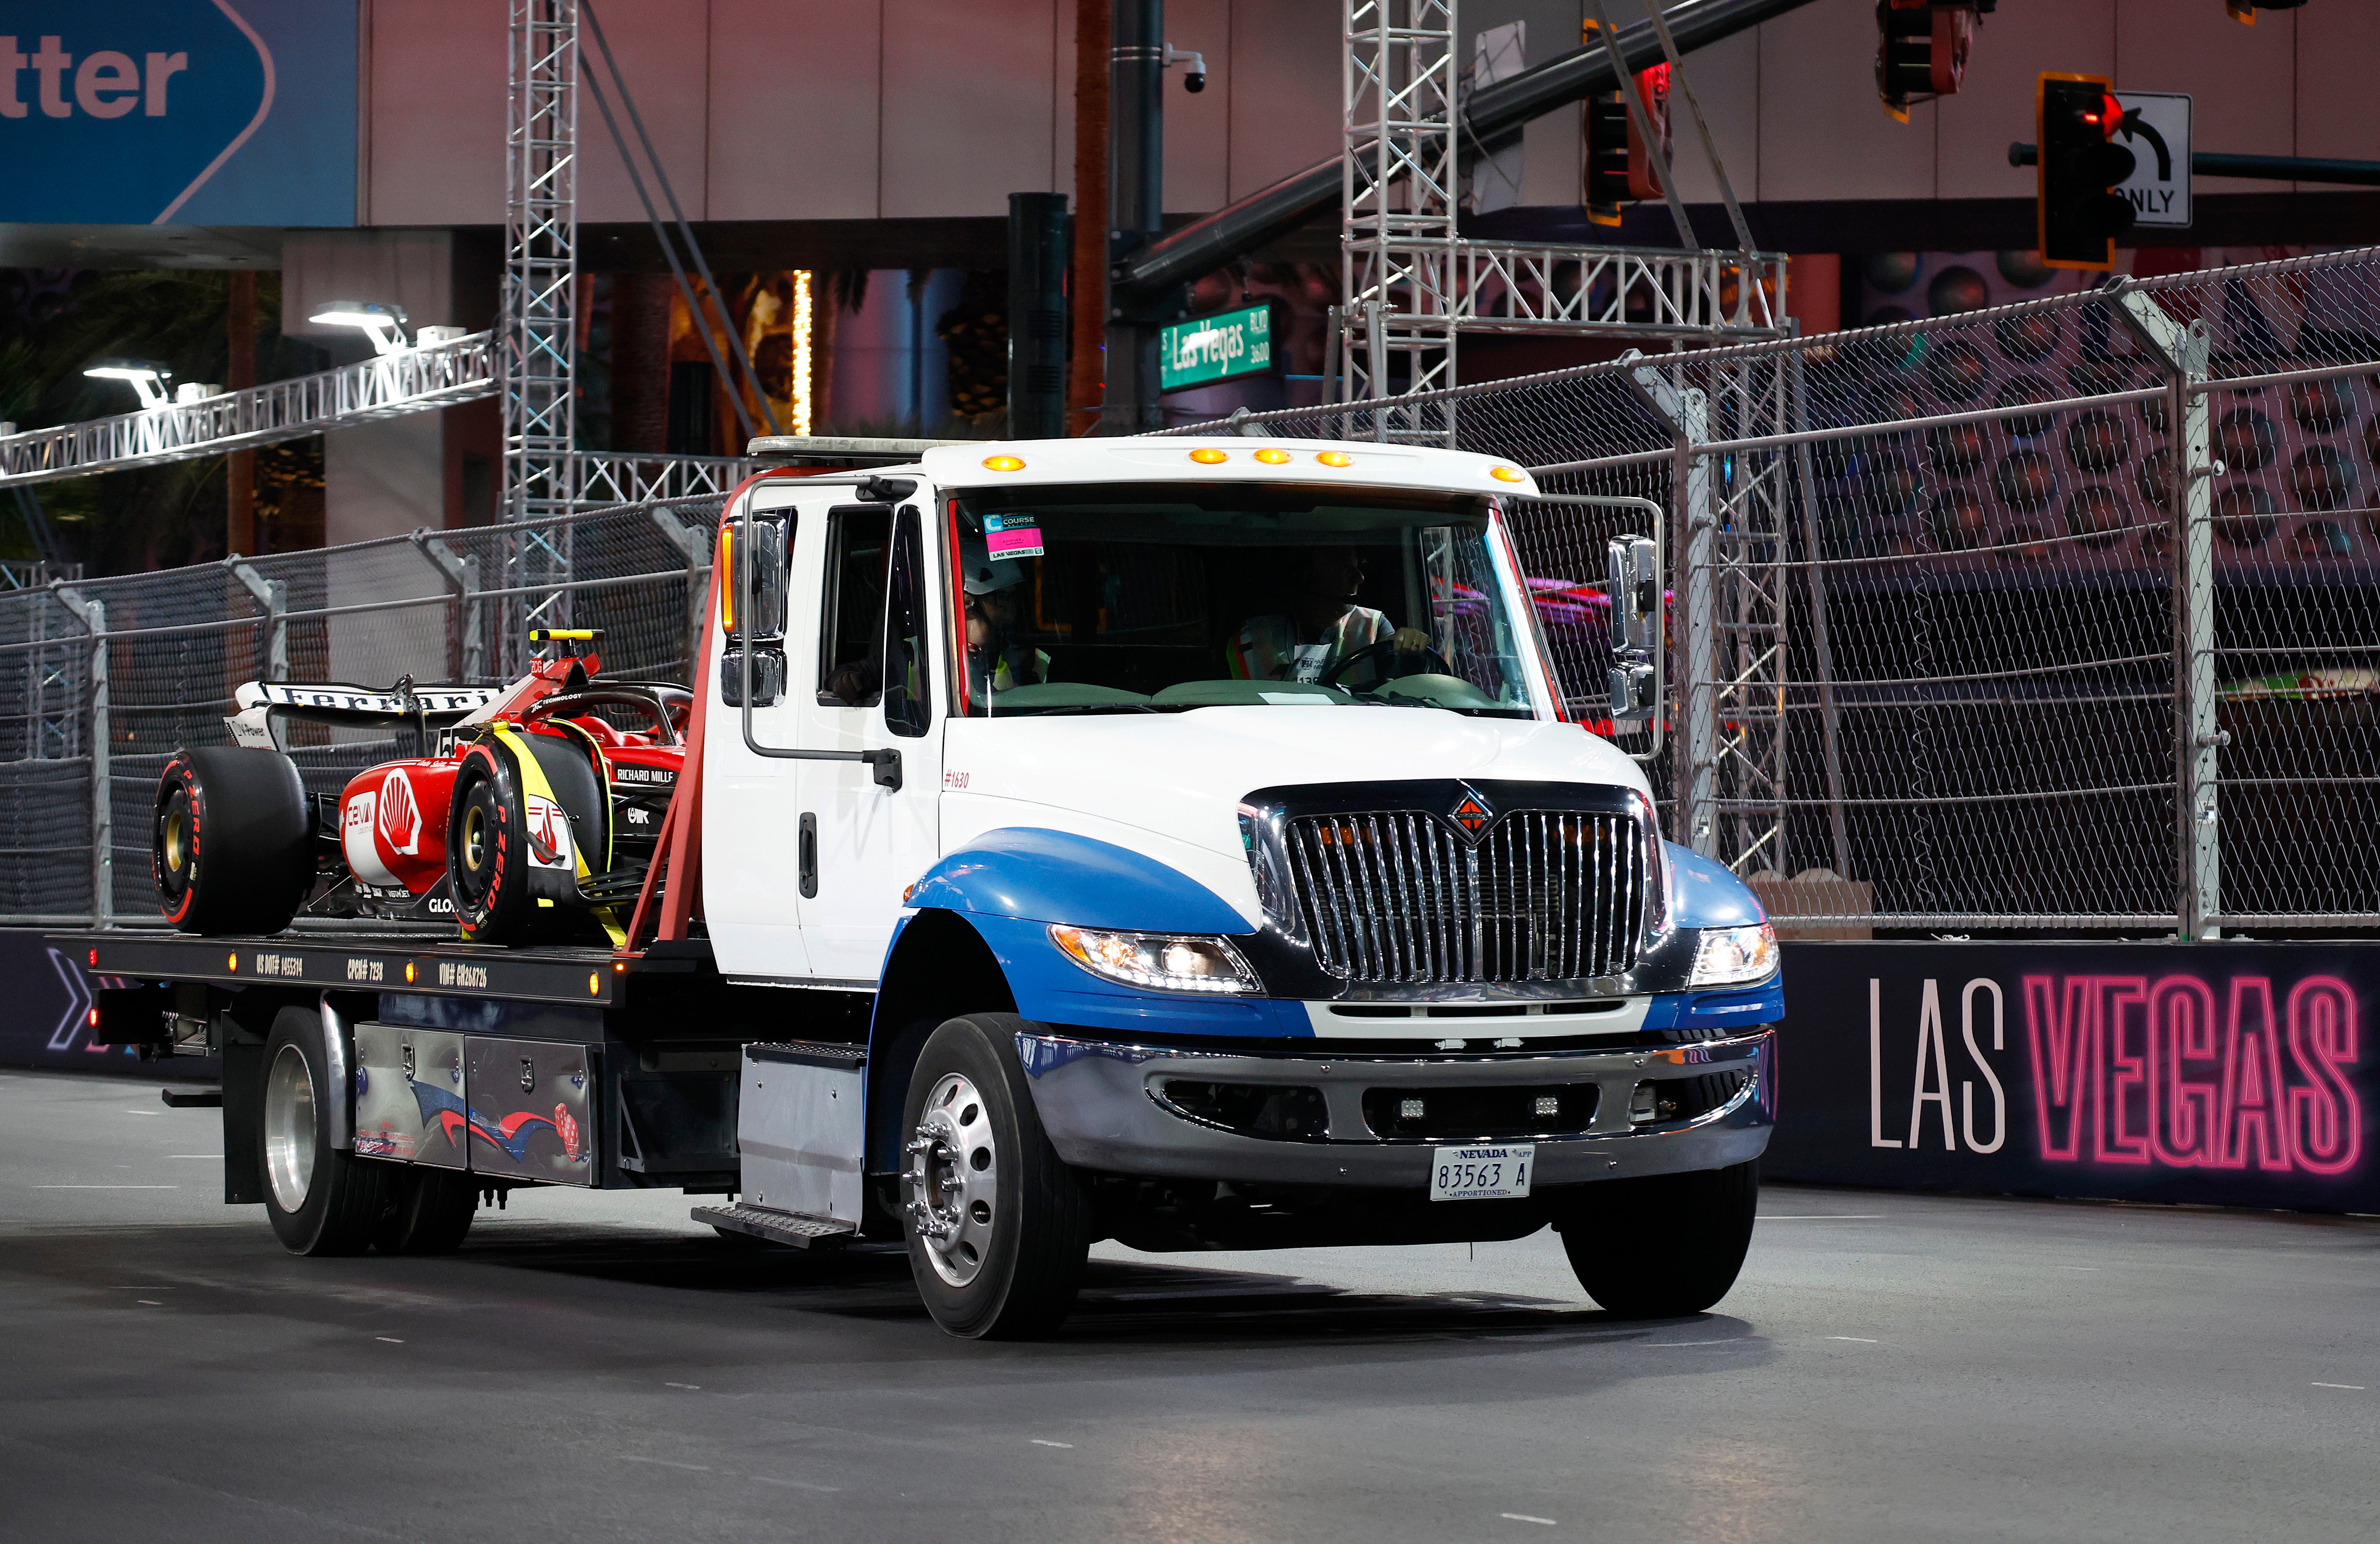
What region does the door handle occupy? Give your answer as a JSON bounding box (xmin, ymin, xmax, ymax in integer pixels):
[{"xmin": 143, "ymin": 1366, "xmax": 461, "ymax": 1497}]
[{"xmin": 799, "ymin": 812, "xmax": 818, "ymax": 898}]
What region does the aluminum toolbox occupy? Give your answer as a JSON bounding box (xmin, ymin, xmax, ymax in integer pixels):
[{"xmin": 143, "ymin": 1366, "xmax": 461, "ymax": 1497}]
[
  {"xmin": 739, "ymin": 1042, "xmax": 867, "ymax": 1224},
  {"xmin": 463, "ymin": 1037, "xmax": 598, "ymax": 1186},
  {"xmin": 352, "ymin": 1024, "xmax": 468, "ymax": 1169}
]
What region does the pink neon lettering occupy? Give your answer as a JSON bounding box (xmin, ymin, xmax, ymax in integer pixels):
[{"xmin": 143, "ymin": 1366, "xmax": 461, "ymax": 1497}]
[
  {"xmin": 2025, "ymin": 974, "xmax": 2093, "ymax": 1161},
  {"xmin": 2148, "ymin": 974, "xmax": 2222, "ymax": 1169},
  {"xmin": 2094, "ymin": 977, "xmax": 2151, "ymax": 1165},
  {"xmin": 2218, "ymin": 977, "xmax": 2291, "ymax": 1173},
  {"xmin": 2285, "ymin": 976, "xmax": 2361, "ymax": 1176}
]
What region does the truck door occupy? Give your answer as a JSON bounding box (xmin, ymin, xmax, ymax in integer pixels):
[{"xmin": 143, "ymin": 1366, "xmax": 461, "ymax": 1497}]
[{"xmin": 797, "ymin": 502, "xmax": 945, "ymax": 982}]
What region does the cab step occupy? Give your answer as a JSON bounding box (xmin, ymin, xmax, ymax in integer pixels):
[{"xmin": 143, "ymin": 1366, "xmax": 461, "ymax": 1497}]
[{"xmin": 693, "ymin": 1202, "xmax": 858, "ymax": 1249}]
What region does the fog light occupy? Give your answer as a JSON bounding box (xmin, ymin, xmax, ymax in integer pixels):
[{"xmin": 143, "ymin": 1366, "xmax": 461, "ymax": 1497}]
[
  {"xmin": 1399, "ymin": 1097, "xmax": 1425, "ymax": 1120},
  {"xmin": 1533, "ymin": 1095, "xmax": 1560, "ymax": 1118}
]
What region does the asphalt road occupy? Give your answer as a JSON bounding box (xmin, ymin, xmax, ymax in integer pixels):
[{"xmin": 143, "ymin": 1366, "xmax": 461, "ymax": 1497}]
[{"xmin": 2, "ymin": 1067, "xmax": 2374, "ymax": 1544}]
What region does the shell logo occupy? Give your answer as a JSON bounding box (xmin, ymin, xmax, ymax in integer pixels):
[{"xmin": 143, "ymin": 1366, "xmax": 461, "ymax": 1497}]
[{"xmin": 378, "ymin": 769, "xmax": 422, "ymax": 856}]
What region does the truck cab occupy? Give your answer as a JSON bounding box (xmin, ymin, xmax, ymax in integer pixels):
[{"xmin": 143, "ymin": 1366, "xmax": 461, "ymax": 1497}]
[{"xmin": 703, "ymin": 435, "xmax": 1779, "ymax": 1335}]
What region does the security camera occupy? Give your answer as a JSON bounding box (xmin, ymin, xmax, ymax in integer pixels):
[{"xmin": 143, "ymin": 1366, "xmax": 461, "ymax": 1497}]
[{"xmin": 1164, "ymin": 45, "xmax": 1207, "ymax": 94}]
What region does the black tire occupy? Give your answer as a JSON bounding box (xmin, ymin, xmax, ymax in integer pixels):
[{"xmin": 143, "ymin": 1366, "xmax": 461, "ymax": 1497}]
[
  {"xmin": 260, "ymin": 1006, "xmax": 391, "ymax": 1256},
  {"xmin": 446, "ymin": 745, "xmax": 532, "ymax": 944},
  {"xmin": 373, "ymin": 1169, "xmax": 479, "ymax": 1255},
  {"xmin": 1556, "ymin": 1160, "xmax": 1759, "ymax": 1318},
  {"xmin": 153, "ymin": 747, "xmax": 313, "ymax": 934},
  {"xmin": 899, "ymin": 1014, "xmax": 1092, "ymax": 1340}
]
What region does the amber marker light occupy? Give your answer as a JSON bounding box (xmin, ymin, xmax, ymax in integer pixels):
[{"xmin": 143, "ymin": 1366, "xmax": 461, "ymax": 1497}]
[
  {"xmin": 982, "ymin": 454, "xmax": 1026, "ymax": 472},
  {"xmin": 1317, "ymin": 450, "xmax": 1353, "ymax": 468},
  {"xmin": 1490, "ymin": 465, "xmax": 1526, "ymax": 483},
  {"xmin": 226, "ymin": 953, "xmax": 238, "ymax": 973},
  {"xmin": 1253, "ymin": 447, "xmax": 1292, "ymax": 464},
  {"xmin": 1188, "ymin": 447, "xmax": 1228, "ymax": 464},
  {"xmin": 404, "ymin": 961, "xmax": 417, "ymax": 984},
  {"xmin": 588, "ymin": 972, "xmax": 600, "ymax": 995}
]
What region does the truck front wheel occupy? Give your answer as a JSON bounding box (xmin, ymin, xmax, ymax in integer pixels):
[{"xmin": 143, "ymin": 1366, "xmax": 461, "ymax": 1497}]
[
  {"xmin": 1555, "ymin": 1160, "xmax": 1759, "ymax": 1318},
  {"xmin": 899, "ymin": 1014, "xmax": 1092, "ymax": 1340},
  {"xmin": 260, "ymin": 1006, "xmax": 392, "ymax": 1256}
]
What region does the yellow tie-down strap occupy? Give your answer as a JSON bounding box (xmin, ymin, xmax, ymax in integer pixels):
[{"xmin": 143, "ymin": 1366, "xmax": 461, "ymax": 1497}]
[{"xmin": 492, "ymin": 725, "xmax": 626, "ymax": 948}]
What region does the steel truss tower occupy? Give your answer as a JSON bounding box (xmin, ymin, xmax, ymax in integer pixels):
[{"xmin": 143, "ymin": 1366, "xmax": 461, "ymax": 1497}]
[
  {"xmin": 1342, "ymin": 0, "xmax": 1462, "ymax": 444},
  {"xmin": 503, "ymin": 0, "xmax": 580, "ymax": 675}
]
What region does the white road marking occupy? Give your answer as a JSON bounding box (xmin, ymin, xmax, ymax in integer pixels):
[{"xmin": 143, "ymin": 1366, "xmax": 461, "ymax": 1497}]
[
  {"xmin": 664, "ymin": 1382, "xmax": 701, "ymax": 1390},
  {"xmin": 1826, "ymin": 1336, "xmax": 1879, "ymax": 1343},
  {"xmin": 136, "ymin": 1300, "xmax": 161, "ymax": 1306},
  {"xmin": 754, "ymin": 1477, "xmax": 841, "ymax": 1492},
  {"xmin": 2311, "ymin": 1382, "xmax": 2364, "ymax": 1391},
  {"xmin": 1031, "ymin": 1439, "xmax": 1075, "ymax": 1449},
  {"xmin": 375, "ymin": 1337, "xmax": 404, "ymax": 1344},
  {"xmin": 620, "ymin": 1455, "xmax": 711, "ymax": 1471},
  {"xmin": 1500, "ymin": 1514, "xmax": 1559, "ymax": 1526},
  {"xmin": 2052, "ymin": 1265, "xmax": 2100, "ymax": 1272}
]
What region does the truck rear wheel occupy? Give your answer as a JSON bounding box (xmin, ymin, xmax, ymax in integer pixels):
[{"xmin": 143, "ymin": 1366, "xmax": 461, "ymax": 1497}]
[
  {"xmin": 373, "ymin": 1169, "xmax": 479, "ymax": 1255},
  {"xmin": 153, "ymin": 747, "xmax": 314, "ymax": 935},
  {"xmin": 900, "ymin": 1014, "xmax": 1092, "ymax": 1340},
  {"xmin": 1556, "ymin": 1160, "xmax": 1759, "ymax": 1318},
  {"xmin": 260, "ymin": 1006, "xmax": 391, "ymax": 1256}
]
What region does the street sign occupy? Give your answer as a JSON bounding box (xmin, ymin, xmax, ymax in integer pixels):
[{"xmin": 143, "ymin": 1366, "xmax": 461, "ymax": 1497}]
[
  {"xmin": 2112, "ymin": 91, "xmax": 2191, "ymax": 229},
  {"xmin": 1159, "ymin": 302, "xmax": 1276, "ymax": 394}
]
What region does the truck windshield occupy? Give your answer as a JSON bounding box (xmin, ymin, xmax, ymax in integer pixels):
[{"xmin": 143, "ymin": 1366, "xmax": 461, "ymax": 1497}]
[{"xmin": 949, "ymin": 484, "xmax": 1540, "ymax": 719}]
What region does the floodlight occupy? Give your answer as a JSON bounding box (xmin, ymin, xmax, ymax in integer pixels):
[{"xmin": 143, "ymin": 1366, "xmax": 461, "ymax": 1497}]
[
  {"xmin": 84, "ymin": 359, "xmax": 173, "ymax": 410},
  {"xmin": 309, "ymin": 300, "xmax": 411, "ymax": 356}
]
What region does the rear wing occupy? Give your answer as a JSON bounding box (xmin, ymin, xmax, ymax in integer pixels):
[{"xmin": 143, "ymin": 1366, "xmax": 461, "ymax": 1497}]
[{"xmin": 225, "ymin": 680, "xmax": 503, "ymax": 749}]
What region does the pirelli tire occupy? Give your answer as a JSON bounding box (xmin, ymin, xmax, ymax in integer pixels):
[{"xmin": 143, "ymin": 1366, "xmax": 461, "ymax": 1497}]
[
  {"xmin": 445, "ymin": 742, "xmax": 535, "ymax": 944},
  {"xmin": 1555, "ymin": 1159, "xmax": 1760, "ymax": 1319},
  {"xmin": 900, "ymin": 1014, "xmax": 1094, "ymax": 1340},
  {"xmin": 153, "ymin": 747, "xmax": 315, "ymax": 935}
]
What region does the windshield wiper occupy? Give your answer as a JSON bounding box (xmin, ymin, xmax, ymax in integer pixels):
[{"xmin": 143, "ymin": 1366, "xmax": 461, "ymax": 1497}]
[{"xmin": 991, "ymin": 702, "xmax": 1165, "ymax": 717}]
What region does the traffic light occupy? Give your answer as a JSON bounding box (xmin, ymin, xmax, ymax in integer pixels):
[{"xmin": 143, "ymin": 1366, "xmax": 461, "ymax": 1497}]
[
  {"xmin": 2036, "ymin": 73, "xmax": 2137, "ymax": 271},
  {"xmin": 1581, "ymin": 21, "xmax": 1669, "ymax": 227},
  {"xmin": 1876, "ymin": 1, "xmax": 1988, "ymax": 122}
]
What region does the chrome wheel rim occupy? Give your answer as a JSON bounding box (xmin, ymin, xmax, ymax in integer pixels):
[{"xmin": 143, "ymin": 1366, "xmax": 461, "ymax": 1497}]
[
  {"xmin": 459, "ymin": 802, "xmax": 488, "ymax": 877},
  {"xmin": 263, "ymin": 1042, "xmax": 318, "ymax": 1214},
  {"xmin": 905, "ymin": 1072, "xmax": 997, "ymax": 1287},
  {"xmin": 162, "ymin": 808, "xmax": 186, "ymax": 876}
]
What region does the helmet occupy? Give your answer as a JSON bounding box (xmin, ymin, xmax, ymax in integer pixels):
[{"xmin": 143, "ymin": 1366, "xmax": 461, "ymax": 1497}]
[{"xmin": 958, "ymin": 534, "xmax": 1028, "ymax": 595}]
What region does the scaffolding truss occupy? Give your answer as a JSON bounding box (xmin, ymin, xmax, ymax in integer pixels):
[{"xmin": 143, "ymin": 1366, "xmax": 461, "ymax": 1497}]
[
  {"xmin": 504, "ymin": 0, "xmax": 581, "ymax": 671},
  {"xmin": 0, "ymin": 336, "xmax": 497, "ymax": 488}
]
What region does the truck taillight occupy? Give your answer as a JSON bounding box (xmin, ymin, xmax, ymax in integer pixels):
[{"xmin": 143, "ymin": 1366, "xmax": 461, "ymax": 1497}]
[{"xmin": 717, "ymin": 526, "xmax": 737, "ymax": 634}]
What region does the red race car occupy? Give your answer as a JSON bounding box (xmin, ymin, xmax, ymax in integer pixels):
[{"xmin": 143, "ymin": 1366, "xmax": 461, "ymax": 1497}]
[{"xmin": 152, "ymin": 630, "xmax": 686, "ymax": 944}]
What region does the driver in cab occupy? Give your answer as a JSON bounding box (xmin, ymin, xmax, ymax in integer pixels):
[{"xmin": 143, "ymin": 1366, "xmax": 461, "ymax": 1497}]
[{"xmin": 1228, "ymin": 546, "xmax": 1428, "ymax": 690}]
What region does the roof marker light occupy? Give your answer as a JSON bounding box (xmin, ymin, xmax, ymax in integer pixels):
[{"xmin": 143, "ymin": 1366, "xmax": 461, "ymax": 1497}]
[
  {"xmin": 1490, "ymin": 465, "xmax": 1526, "ymax": 483},
  {"xmin": 1188, "ymin": 447, "xmax": 1228, "ymax": 464},
  {"xmin": 1316, "ymin": 450, "xmax": 1353, "ymax": 468},
  {"xmin": 982, "ymin": 454, "xmax": 1026, "ymax": 472},
  {"xmin": 1253, "ymin": 447, "xmax": 1292, "ymax": 464}
]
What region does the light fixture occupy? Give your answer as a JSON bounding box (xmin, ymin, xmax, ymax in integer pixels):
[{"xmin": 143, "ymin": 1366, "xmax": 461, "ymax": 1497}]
[
  {"xmin": 1316, "ymin": 450, "xmax": 1353, "ymax": 468},
  {"xmin": 83, "ymin": 359, "xmax": 172, "ymax": 410},
  {"xmin": 1489, "ymin": 464, "xmax": 1526, "ymax": 483},
  {"xmin": 982, "ymin": 454, "xmax": 1026, "ymax": 472},
  {"xmin": 790, "ymin": 269, "xmax": 814, "ymax": 437},
  {"xmin": 1188, "ymin": 447, "xmax": 1228, "ymax": 464},
  {"xmin": 1253, "ymin": 447, "xmax": 1292, "ymax": 464},
  {"xmin": 308, "ymin": 299, "xmax": 411, "ymax": 356}
]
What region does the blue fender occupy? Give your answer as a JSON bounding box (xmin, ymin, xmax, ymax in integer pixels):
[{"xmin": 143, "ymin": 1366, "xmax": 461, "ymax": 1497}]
[
  {"xmin": 1664, "ymin": 841, "xmax": 1767, "ymax": 928},
  {"xmin": 897, "ymin": 827, "xmax": 1310, "ymax": 1038}
]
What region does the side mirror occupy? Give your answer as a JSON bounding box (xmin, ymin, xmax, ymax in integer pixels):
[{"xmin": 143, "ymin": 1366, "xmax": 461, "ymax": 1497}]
[
  {"xmin": 1605, "ymin": 535, "xmax": 1660, "ymax": 727},
  {"xmin": 720, "ymin": 510, "xmax": 790, "ymax": 705},
  {"xmin": 1605, "ymin": 535, "xmax": 1658, "ymax": 654}
]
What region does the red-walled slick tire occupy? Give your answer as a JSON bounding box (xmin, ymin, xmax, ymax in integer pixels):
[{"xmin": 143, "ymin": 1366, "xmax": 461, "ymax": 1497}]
[
  {"xmin": 152, "ymin": 747, "xmax": 314, "ymax": 935},
  {"xmin": 446, "ymin": 746, "xmax": 532, "ymax": 944}
]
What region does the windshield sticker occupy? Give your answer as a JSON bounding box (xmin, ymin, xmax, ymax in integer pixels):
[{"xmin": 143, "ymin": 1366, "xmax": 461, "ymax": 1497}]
[
  {"xmin": 983, "ymin": 513, "xmax": 1044, "ymax": 560},
  {"xmin": 1288, "ymin": 644, "xmax": 1331, "ymax": 684}
]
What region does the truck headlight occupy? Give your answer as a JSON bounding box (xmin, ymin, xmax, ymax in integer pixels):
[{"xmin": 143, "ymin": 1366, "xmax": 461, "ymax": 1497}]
[
  {"xmin": 1048, "ymin": 926, "xmax": 1259, "ymax": 995},
  {"xmin": 1690, "ymin": 922, "xmax": 1778, "ymax": 987}
]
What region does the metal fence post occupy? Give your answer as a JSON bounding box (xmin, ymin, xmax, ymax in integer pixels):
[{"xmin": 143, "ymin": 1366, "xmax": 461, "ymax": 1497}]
[
  {"xmin": 229, "ymin": 560, "xmax": 288, "ymax": 681},
  {"xmin": 57, "ymin": 588, "xmax": 108, "ymax": 927},
  {"xmin": 1627, "ymin": 357, "xmax": 1716, "ymax": 855},
  {"xmin": 410, "ymin": 532, "xmax": 484, "ymax": 682},
  {"xmin": 2111, "ymin": 284, "xmax": 2218, "ymax": 939}
]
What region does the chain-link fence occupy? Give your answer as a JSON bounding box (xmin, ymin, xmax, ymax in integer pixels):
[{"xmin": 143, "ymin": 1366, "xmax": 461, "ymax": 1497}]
[
  {"xmin": 6, "ymin": 248, "xmax": 2377, "ymax": 936},
  {"xmin": 1177, "ymin": 247, "xmax": 2380, "ymax": 936}
]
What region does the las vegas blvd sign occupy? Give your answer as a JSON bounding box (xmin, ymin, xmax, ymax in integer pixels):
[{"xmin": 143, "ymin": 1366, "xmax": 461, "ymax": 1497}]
[{"xmin": 1160, "ymin": 302, "xmax": 1276, "ymax": 393}]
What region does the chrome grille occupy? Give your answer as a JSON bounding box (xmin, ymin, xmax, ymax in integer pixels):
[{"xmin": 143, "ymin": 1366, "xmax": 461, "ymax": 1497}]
[{"xmin": 1282, "ymin": 809, "xmax": 1646, "ymax": 985}]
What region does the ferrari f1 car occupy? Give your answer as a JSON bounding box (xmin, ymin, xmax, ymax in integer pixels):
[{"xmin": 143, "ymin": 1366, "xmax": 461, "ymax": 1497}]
[{"xmin": 152, "ymin": 631, "xmax": 687, "ymax": 944}]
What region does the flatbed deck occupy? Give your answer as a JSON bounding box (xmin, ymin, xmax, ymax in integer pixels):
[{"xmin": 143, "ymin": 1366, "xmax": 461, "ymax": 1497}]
[{"xmin": 61, "ymin": 928, "xmax": 710, "ymax": 1008}]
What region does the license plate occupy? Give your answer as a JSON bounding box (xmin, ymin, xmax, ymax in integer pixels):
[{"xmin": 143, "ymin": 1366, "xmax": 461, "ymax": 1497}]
[{"xmin": 1428, "ymin": 1143, "xmax": 1534, "ymax": 1201}]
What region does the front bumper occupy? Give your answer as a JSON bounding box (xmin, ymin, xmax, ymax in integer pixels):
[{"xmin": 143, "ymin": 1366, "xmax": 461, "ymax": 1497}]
[{"xmin": 1016, "ymin": 1026, "xmax": 1773, "ymax": 1189}]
